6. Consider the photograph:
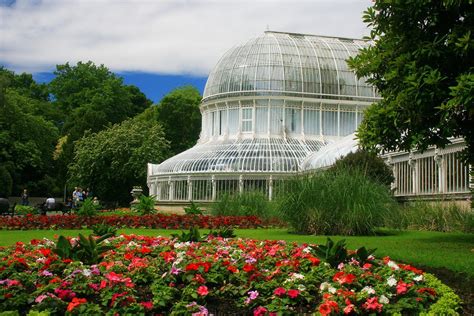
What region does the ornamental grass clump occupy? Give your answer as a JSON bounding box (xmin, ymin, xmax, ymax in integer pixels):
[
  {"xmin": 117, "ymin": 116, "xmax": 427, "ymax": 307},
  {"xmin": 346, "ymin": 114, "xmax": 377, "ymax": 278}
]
[
  {"xmin": 277, "ymin": 169, "xmax": 397, "ymax": 235},
  {"xmin": 212, "ymin": 191, "xmax": 277, "ymax": 220}
]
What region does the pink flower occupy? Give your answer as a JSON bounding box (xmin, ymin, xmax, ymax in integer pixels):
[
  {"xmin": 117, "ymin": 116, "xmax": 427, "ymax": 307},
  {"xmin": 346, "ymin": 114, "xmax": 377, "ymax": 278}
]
[
  {"xmin": 273, "ymin": 287, "xmax": 286, "ymax": 296},
  {"xmin": 287, "ymin": 289, "xmax": 299, "ymax": 298},
  {"xmin": 363, "ymin": 297, "xmax": 383, "ymax": 312},
  {"xmin": 197, "ymin": 285, "xmax": 209, "ymax": 296}
]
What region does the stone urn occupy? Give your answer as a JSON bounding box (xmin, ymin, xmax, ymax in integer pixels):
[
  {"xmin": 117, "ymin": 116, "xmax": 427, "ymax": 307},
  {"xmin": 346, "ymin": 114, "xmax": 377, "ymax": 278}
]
[{"xmin": 130, "ymin": 186, "xmax": 143, "ymax": 205}]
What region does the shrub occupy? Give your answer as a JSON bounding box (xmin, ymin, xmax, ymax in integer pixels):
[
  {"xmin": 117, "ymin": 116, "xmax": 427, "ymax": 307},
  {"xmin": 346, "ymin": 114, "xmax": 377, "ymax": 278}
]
[
  {"xmin": 212, "ymin": 191, "xmax": 276, "ymax": 219},
  {"xmin": 13, "ymin": 205, "xmax": 37, "ymax": 215},
  {"xmin": 330, "ymin": 149, "xmax": 394, "ymax": 187},
  {"xmin": 76, "ymin": 198, "xmax": 97, "ymax": 217},
  {"xmin": 91, "ymin": 223, "xmax": 117, "ymax": 237},
  {"xmin": 132, "ymin": 195, "xmax": 156, "ymax": 215},
  {"xmin": 395, "ymin": 201, "xmax": 473, "ymax": 232},
  {"xmin": 183, "ymin": 201, "xmax": 203, "ymax": 215},
  {"xmin": 277, "ymin": 169, "xmax": 397, "ymax": 235}
]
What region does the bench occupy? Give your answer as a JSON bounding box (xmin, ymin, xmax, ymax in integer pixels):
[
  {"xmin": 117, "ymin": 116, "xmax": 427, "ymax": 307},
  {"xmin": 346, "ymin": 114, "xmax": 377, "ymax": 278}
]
[
  {"xmin": 37, "ymin": 202, "xmax": 72, "ymax": 215},
  {"xmin": 0, "ymin": 198, "xmax": 15, "ymax": 216}
]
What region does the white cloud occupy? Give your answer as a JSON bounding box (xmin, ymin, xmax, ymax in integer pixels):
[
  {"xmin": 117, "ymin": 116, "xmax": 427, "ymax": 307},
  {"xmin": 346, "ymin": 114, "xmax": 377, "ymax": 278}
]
[{"xmin": 0, "ymin": 0, "xmax": 372, "ymax": 75}]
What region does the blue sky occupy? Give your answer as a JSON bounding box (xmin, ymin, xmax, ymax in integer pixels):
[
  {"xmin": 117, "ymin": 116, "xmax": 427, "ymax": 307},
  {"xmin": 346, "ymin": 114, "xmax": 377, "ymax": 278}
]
[
  {"xmin": 32, "ymin": 71, "xmax": 207, "ymax": 104},
  {"xmin": 1, "ymin": 0, "xmax": 371, "ymax": 103}
]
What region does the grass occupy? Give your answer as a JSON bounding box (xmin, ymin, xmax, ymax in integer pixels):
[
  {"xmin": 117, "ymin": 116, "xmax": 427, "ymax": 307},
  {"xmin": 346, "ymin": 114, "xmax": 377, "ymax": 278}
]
[{"xmin": 0, "ymin": 228, "xmax": 472, "ymax": 276}]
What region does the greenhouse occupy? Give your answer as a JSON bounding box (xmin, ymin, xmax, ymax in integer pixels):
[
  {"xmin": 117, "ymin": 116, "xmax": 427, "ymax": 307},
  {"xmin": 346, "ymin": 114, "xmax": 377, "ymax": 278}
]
[{"xmin": 147, "ymin": 31, "xmax": 379, "ymax": 203}]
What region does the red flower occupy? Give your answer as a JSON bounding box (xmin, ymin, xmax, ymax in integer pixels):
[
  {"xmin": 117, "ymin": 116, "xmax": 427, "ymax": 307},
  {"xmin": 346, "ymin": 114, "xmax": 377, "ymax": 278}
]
[
  {"xmin": 273, "ymin": 287, "xmax": 286, "ymax": 296},
  {"xmin": 253, "ymin": 306, "xmax": 268, "ymax": 316},
  {"xmin": 197, "ymin": 285, "xmax": 209, "ymax": 296},
  {"xmin": 39, "ymin": 248, "xmax": 51, "ymax": 257},
  {"xmin": 243, "ymin": 264, "xmax": 255, "ymax": 272},
  {"xmin": 417, "ymin": 287, "xmax": 437, "ymax": 296},
  {"xmin": 67, "ymin": 297, "xmax": 87, "ymax": 312},
  {"xmin": 227, "ymin": 265, "xmax": 238, "ymax": 273},
  {"xmin": 363, "ymin": 297, "xmax": 383, "ymax": 312},
  {"xmin": 333, "ymin": 272, "xmax": 356, "ymax": 284},
  {"xmin": 140, "ymin": 301, "xmax": 153, "ymax": 310},
  {"xmin": 308, "ymin": 256, "xmax": 321, "ymax": 266},
  {"xmin": 396, "ymin": 281, "xmax": 408, "ymax": 295},
  {"xmin": 287, "ymin": 289, "xmax": 299, "ymax": 298},
  {"xmin": 140, "ymin": 246, "xmax": 151, "ymax": 254},
  {"xmin": 319, "ymin": 300, "xmax": 339, "ymax": 315}
]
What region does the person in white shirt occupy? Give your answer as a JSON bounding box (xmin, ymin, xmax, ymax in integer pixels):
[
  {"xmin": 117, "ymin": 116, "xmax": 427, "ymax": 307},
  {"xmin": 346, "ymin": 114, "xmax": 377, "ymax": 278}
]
[{"xmin": 45, "ymin": 197, "xmax": 56, "ymax": 209}]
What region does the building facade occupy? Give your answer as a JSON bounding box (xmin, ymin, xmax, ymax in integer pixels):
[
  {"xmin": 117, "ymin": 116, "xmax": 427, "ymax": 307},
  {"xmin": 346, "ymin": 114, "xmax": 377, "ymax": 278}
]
[{"xmin": 147, "ymin": 31, "xmax": 378, "ymax": 203}]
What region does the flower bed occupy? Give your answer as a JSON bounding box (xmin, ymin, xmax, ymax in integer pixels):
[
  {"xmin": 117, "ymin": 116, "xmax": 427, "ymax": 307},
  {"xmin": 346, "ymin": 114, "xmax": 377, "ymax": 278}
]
[
  {"xmin": 0, "ymin": 214, "xmax": 282, "ymax": 230},
  {"xmin": 0, "ymin": 235, "xmax": 461, "ymax": 315}
]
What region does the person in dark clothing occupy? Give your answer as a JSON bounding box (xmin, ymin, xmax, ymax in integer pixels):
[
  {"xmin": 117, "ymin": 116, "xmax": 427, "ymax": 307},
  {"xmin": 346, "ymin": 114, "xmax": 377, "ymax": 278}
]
[{"xmin": 21, "ymin": 189, "xmax": 29, "ymax": 206}]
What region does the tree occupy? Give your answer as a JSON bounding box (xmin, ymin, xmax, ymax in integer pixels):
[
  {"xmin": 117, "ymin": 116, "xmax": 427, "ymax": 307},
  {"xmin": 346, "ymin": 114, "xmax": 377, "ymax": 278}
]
[
  {"xmin": 349, "ymin": 1, "xmax": 474, "ymax": 163},
  {"xmin": 68, "ymin": 115, "xmax": 169, "ymax": 205},
  {"xmin": 0, "ymin": 88, "xmax": 59, "ymax": 196},
  {"xmin": 49, "ymin": 61, "xmax": 152, "ymax": 187},
  {"xmin": 156, "ymin": 86, "xmax": 201, "ymax": 155}
]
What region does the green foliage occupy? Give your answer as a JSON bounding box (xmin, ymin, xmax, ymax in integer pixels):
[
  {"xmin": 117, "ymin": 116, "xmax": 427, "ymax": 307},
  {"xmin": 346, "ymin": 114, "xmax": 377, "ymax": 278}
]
[
  {"xmin": 312, "ymin": 238, "xmax": 349, "ymax": 268},
  {"xmin": 0, "ymin": 71, "xmax": 60, "ymax": 196},
  {"xmin": 13, "ymin": 205, "xmax": 37, "ymax": 215},
  {"xmin": 76, "ymin": 197, "xmax": 97, "ymax": 217},
  {"xmin": 349, "ymin": 1, "xmax": 474, "ymax": 163},
  {"xmin": 212, "ymin": 191, "xmax": 276, "ymax": 219},
  {"xmin": 330, "ymin": 149, "xmax": 394, "ymax": 187},
  {"xmin": 49, "ymin": 61, "xmax": 152, "ymax": 190},
  {"xmin": 183, "ymin": 201, "xmax": 203, "ymax": 215},
  {"xmin": 171, "ymin": 227, "xmax": 203, "ymax": 242},
  {"xmin": 91, "ymin": 223, "xmax": 117, "ymax": 237},
  {"xmin": 391, "ymin": 201, "xmax": 473, "ymax": 233},
  {"xmin": 68, "ymin": 116, "xmax": 169, "ymax": 205},
  {"xmin": 53, "ymin": 233, "xmax": 114, "ymax": 265},
  {"xmin": 206, "ymin": 227, "xmax": 236, "ymax": 238},
  {"xmin": 0, "ymin": 166, "xmax": 12, "ymax": 197},
  {"xmin": 132, "ymin": 195, "xmax": 156, "ymax": 215},
  {"xmin": 420, "ymin": 273, "xmax": 462, "ymax": 316},
  {"xmin": 155, "ymin": 86, "xmax": 201, "ymax": 155},
  {"xmin": 277, "ymin": 169, "xmax": 397, "ymax": 235}
]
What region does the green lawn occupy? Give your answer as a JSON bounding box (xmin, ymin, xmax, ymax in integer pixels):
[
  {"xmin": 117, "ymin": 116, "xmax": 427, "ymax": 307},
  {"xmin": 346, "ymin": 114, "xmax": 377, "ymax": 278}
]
[{"xmin": 0, "ymin": 228, "xmax": 472, "ymax": 276}]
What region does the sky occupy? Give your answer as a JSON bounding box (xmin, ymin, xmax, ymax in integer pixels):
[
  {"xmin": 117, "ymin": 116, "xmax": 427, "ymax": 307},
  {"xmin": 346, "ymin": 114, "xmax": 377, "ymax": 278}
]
[{"xmin": 0, "ymin": 0, "xmax": 373, "ymax": 103}]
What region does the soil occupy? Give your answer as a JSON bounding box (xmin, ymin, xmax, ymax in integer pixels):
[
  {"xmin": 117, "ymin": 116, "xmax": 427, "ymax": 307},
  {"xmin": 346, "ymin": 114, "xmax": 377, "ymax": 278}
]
[{"xmin": 419, "ymin": 266, "xmax": 474, "ymax": 315}]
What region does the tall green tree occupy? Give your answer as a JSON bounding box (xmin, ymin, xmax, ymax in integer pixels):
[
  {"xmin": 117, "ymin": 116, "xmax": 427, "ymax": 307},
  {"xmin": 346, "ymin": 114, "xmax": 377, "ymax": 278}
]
[
  {"xmin": 0, "ymin": 76, "xmax": 59, "ymax": 196},
  {"xmin": 156, "ymin": 86, "xmax": 201, "ymax": 155},
  {"xmin": 49, "ymin": 61, "xmax": 152, "ymax": 186},
  {"xmin": 68, "ymin": 114, "xmax": 169, "ymax": 204},
  {"xmin": 349, "ymin": 1, "xmax": 474, "ymax": 163}
]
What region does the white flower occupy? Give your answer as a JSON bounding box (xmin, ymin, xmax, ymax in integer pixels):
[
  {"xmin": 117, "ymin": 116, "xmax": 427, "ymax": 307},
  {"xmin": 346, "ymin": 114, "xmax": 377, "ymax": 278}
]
[
  {"xmin": 328, "ymin": 286, "xmax": 337, "ymax": 294},
  {"xmin": 319, "ymin": 282, "xmax": 330, "ymax": 291},
  {"xmin": 361, "ymin": 286, "xmax": 375, "ymax": 295},
  {"xmin": 297, "ymin": 284, "xmax": 306, "ymax": 292},
  {"xmin": 337, "ymin": 262, "xmax": 345, "ymax": 270},
  {"xmin": 379, "ymin": 295, "xmax": 389, "ymax": 304},
  {"xmin": 387, "ymin": 276, "xmax": 397, "ymax": 287},
  {"xmin": 387, "ymin": 260, "xmax": 399, "ymax": 270},
  {"xmin": 414, "ymin": 275, "xmax": 423, "ymax": 282},
  {"xmin": 127, "ymin": 241, "xmax": 138, "ymax": 247},
  {"xmin": 82, "ymin": 269, "xmax": 92, "ymax": 277},
  {"xmin": 302, "ymin": 247, "xmax": 312, "ymax": 254}
]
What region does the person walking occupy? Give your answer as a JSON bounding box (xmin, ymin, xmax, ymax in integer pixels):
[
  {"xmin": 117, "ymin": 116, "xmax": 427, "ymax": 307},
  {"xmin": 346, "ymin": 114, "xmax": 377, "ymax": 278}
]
[{"xmin": 21, "ymin": 189, "xmax": 29, "ymax": 206}]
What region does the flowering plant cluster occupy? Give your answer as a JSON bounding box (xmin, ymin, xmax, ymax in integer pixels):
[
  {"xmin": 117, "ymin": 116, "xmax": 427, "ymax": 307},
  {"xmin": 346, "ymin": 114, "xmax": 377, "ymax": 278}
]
[
  {"xmin": 0, "ymin": 214, "xmax": 281, "ymax": 230},
  {"xmin": 0, "ymin": 235, "xmax": 460, "ymax": 315}
]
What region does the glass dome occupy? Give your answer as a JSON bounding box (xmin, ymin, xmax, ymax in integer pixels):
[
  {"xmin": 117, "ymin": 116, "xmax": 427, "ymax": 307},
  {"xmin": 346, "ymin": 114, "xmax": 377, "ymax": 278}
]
[
  {"xmin": 300, "ymin": 133, "xmax": 359, "ymax": 171},
  {"xmin": 203, "ymin": 31, "xmax": 377, "ymax": 102},
  {"xmin": 148, "ymin": 31, "xmax": 380, "ymax": 203}
]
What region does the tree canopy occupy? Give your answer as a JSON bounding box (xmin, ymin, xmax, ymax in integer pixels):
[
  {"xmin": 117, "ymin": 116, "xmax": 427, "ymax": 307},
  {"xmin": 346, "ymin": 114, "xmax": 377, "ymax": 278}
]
[
  {"xmin": 349, "ymin": 0, "xmax": 474, "ymax": 163},
  {"xmin": 155, "ymin": 86, "xmax": 201, "ymax": 155},
  {"xmin": 0, "ymin": 70, "xmax": 59, "ymax": 196},
  {"xmin": 68, "ymin": 114, "xmax": 169, "ymax": 205}
]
